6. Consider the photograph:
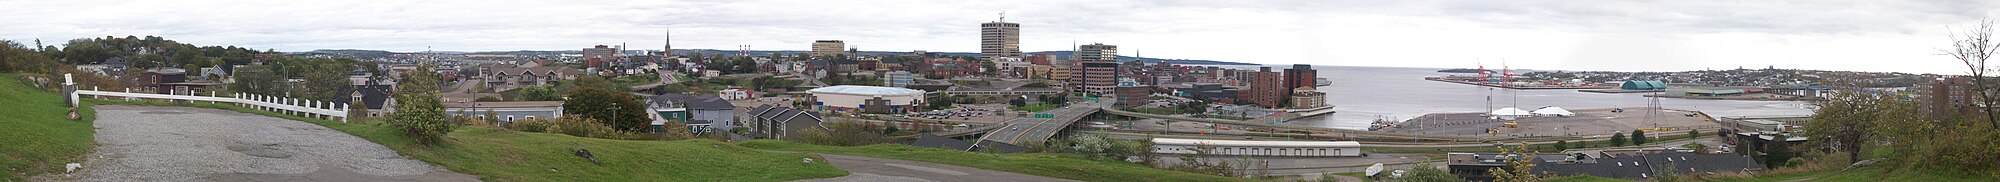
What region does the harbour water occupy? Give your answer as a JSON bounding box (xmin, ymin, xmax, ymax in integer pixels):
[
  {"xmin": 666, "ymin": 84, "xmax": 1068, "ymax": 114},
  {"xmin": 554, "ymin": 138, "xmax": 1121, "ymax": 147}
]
[{"xmin": 1210, "ymin": 65, "xmax": 1816, "ymax": 130}]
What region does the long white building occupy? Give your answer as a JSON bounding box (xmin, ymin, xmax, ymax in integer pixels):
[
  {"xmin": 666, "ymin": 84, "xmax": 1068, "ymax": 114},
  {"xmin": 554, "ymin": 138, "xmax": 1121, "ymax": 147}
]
[
  {"xmin": 1152, "ymin": 138, "xmax": 1362, "ymax": 157},
  {"xmin": 807, "ymin": 85, "xmax": 926, "ymax": 113}
]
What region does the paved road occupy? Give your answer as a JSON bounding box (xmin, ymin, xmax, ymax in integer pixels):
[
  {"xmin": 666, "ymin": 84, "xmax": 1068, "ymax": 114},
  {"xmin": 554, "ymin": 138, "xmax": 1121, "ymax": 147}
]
[
  {"xmin": 979, "ymin": 100, "xmax": 1104, "ymax": 145},
  {"xmin": 40, "ymin": 105, "xmax": 479, "ymax": 182},
  {"xmin": 799, "ymin": 154, "xmax": 1073, "ymax": 182}
]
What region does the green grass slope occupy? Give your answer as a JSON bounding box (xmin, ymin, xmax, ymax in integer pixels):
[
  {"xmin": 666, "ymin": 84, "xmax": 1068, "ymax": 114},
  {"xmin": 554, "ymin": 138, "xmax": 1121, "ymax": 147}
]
[
  {"xmin": 0, "ymin": 73, "xmax": 96, "ymax": 181},
  {"xmin": 737, "ymin": 140, "xmax": 1264, "ymax": 182},
  {"xmin": 85, "ymin": 99, "xmax": 847, "ymax": 182}
]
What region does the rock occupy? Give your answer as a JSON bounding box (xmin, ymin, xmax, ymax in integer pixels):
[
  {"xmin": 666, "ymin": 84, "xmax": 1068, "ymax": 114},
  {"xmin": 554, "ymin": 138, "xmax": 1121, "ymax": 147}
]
[
  {"xmin": 65, "ymin": 163, "xmax": 81, "ymax": 173},
  {"xmin": 1843, "ymin": 158, "xmax": 1882, "ymax": 171},
  {"xmin": 803, "ymin": 158, "xmax": 815, "ymax": 164}
]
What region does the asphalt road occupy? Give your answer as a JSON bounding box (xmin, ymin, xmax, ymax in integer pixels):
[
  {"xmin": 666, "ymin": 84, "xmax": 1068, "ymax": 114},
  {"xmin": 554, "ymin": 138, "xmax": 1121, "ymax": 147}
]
[
  {"xmin": 800, "ymin": 154, "xmax": 1073, "ymax": 182},
  {"xmin": 43, "ymin": 105, "xmax": 478, "ymax": 182},
  {"xmin": 979, "ymin": 101, "xmax": 1104, "ymax": 145}
]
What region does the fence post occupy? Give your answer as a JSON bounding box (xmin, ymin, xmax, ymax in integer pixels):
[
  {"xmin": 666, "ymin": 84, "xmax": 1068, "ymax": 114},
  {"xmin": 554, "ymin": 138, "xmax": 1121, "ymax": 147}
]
[
  {"xmin": 124, "ymin": 88, "xmax": 132, "ymax": 101},
  {"xmin": 342, "ymin": 103, "xmax": 350, "ymax": 124}
]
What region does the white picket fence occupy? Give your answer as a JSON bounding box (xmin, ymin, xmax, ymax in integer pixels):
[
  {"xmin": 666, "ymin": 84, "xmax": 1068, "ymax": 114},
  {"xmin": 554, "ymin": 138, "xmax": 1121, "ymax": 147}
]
[{"xmin": 72, "ymin": 87, "xmax": 351, "ymax": 123}]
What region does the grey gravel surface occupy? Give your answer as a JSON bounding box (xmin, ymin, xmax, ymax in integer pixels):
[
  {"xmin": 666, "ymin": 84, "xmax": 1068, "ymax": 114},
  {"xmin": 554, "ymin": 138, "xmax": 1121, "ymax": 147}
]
[{"xmin": 38, "ymin": 105, "xmax": 478, "ymax": 182}]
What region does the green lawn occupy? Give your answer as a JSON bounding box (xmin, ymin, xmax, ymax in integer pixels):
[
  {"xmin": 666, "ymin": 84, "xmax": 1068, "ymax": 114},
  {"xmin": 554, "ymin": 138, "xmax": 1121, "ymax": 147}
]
[
  {"xmin": 0, "ymin": 73, "xmax": 98, "ymax": 181},
  {"xmin": 737, "ymin": 140, "xmax": 1264, "ymax": 182},
  {"xmin": 85, "ymin": 99, "xmax": 848, "ymax": 182},
  {"xmin": 1008, "ymin": 103, "xmax": 1061, "ymax": 112}
]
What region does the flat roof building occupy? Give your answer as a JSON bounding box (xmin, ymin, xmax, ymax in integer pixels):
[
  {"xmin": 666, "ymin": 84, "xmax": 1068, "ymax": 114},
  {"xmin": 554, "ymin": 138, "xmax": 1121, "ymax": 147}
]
[
  {"xmin": 981, "ymin": 21, "xmax": 1021, "ymax": 61},
  {"xmin": 812, "ymin": 40, "xmax": 846, "ymax": 58}
]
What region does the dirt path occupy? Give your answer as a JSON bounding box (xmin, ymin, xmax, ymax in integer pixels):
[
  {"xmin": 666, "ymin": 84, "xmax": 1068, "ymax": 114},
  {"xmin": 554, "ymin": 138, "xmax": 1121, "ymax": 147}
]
[{"xmin": 37, "ymin": 105, "xmax": 479, "ymax": 182}]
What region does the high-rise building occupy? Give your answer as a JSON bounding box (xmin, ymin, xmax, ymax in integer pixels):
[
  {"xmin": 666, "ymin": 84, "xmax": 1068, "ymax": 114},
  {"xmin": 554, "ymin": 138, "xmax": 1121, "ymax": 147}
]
[
  {"xmin": 811, "ymin": 40, "xmax": 845, "ymax": 57},
  {"xmin": 1284, "ymin": 64, "xmax": 1317, "ymax": 91},
  {"xmin": 1249, "ymin": 67, "xmax": 1286, "ymax": 108},
  {"xmin": 1914, "ymin": 76, "xmax": 1981, "ymax": 120},
  {"xmin": 981, "ymin": 20, "xmax": 1021, "ymax": 61},
  {"xmin": 1071, "ymin": 61, "xmax": 1121, "ymax": 95},
  {"xmin": 1078, "ymin": 43, "xmax": 1118, "ymax": 62}
]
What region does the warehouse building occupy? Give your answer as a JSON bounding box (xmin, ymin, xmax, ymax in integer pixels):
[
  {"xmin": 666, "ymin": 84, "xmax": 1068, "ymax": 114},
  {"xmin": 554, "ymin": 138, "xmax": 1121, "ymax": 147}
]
[
  {"xmin": 1151, "ymin": 138, "xmax": 1362, "ymax": 157},
  {"xmin": 807, "ymin": 85, "xmax": 927, "ymax": 113}
]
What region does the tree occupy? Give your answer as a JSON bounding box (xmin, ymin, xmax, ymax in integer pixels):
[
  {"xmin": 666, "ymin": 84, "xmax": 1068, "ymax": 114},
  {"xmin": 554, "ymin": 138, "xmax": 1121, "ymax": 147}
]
[
  {"xmin": 1762, "ymin": 133, "xmax": 1795, "ymax": 167},
  {"xmin": 1804, "ymin": 93, "xmax": 1881, "ymax": 163},
  {"xmin": 1487, "ymin": 143, "xmax": 1546, "ymax": 182},
  {"xmin": 1400, "ymin": 163, "xmax": 1460, "ymax": 182},
  {"xmin": 515, "ymin": 86, "xmax": 561, "ymax": 101},
  {"xmin": 562, "ymin": 88, "xmax": 649, "ymax": 132},
  {"xmin": 483, "ymin": 109, "xmax": 500, "ymax": 123},
  {"xmin": 347, "ymin": 99, "xmax": 369, "ymax": 122},
  {"xmin": 300, "ymin": 59, "xmax": 352, "ymax": 101},
  {"xmin": 1008, "ymin": 97, "xmax": 1028, "ymax": 107},
  {"xmin": 388, "ymin": 63, "xmax": 454, "ymax": 145},
  {"xmin": 1942, "ymin": 20, "xmax": 2000, "ymax": 128},
  {"xmin": 1631, "ymin": 129, "xmax": 1647, "ymax": 146},
  {"xmin": 1554, "ymin": 140, "xmax": 1569, "ymax": 151},
  {"xmin": 1689, "ymin": 129, "xmax": 1700, "ymax": 139},
  {"xmin": 1610, "ymin": 132, "xmax": 1628, "ymax": 146}
]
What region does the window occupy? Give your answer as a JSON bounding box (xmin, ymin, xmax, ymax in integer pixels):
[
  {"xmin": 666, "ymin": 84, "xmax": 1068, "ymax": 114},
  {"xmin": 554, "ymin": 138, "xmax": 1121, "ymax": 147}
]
[{"xmin": 507, "ymin": 115, "xmax": 515, "ymax": 121}]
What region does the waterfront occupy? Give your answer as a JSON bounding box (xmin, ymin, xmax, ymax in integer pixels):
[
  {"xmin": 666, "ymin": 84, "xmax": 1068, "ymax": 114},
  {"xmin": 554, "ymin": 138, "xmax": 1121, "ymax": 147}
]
[{"xmin": 1210, "ymin": 65, "xmax": 1816, "ymax": 130}]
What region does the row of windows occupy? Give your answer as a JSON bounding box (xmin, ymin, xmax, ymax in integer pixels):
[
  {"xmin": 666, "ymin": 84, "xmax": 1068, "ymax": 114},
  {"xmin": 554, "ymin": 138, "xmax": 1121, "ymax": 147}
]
[{"xmin": 1160, "ymin": 146, "xmax": 1350, "ymax": 156}]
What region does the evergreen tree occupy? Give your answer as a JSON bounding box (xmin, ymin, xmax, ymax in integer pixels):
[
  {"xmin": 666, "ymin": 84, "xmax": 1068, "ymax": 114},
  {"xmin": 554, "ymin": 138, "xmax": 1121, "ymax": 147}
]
[
  {"xmin": 1610, "ymin": 132, "xmax": 1628, "ymax": 146},
  {"xmin": 1631, "ymin": 129, "xmax": 1648, "ymax": 146}
]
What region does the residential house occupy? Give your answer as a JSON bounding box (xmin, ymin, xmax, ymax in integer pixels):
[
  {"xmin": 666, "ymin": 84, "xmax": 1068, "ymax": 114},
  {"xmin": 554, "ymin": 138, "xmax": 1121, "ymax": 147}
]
[
  {"xmin": 649, "ymin": 93, "xmax": 738, "ymax": 134},
  {"xmin": 743, "ymin": 104, "xmax": 827, "ymax": 140}
]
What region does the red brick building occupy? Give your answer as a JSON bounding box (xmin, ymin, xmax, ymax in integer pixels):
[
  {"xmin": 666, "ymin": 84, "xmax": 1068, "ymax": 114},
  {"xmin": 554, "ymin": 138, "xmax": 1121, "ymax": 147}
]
[{"xmin": 1249, "ymin": 67, "xmax": 1286, "ymax": 108}]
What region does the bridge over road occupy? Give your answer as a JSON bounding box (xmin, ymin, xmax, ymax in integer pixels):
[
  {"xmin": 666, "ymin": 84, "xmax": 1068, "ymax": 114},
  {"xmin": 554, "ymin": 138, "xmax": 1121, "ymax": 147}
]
[{"xmin": 974, "ymin": 100, "xmax": 1106, "ymax": 147}]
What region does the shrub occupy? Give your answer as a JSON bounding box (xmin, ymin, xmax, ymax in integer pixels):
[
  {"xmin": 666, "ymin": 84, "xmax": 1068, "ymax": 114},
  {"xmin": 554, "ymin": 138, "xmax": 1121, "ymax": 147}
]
[
  {"xmin": 796, "ymin": 122, "xmax": 887, "ymax": 146},
  {"xmin": 475, "ymin": 96, "xmax": 501, "ymax": 102},
  {"xmin": 507, "ymin": 116, "xmax": 640, "ymax": 140},
  {"xmin": 389, "ymin": 90, "xmax": 455, "ymax": 145},
  {"xmin": 562, "ymin": 88, "xmax": 650, "ymax": 132},
  {"xmin": 508, "ymin": 117, "xmax": 557, "ymax": 132}
]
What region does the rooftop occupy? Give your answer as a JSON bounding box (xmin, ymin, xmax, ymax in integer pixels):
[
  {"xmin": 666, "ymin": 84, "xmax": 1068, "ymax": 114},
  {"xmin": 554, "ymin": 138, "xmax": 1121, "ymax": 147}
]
[{"xmin": 808, "ymin": 85, "xmax": 926, "ymax": 95}]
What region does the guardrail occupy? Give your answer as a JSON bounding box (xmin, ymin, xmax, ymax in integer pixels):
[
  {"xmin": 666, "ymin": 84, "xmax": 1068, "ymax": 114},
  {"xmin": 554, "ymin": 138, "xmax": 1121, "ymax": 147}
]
[{"xmin": 71, "ymin": 87, "xmax": 352, "ymax": 123}]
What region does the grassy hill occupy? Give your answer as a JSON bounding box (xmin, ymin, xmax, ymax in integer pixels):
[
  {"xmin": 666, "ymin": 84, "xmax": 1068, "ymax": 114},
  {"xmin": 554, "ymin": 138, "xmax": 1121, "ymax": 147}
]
[
  {"xmin": 738, "ymin": 140, "xmax": 1264, "ymax": 182},
  {"xmin": 0, "ymin": 73, "xmax": 97, "ymax": 181},
  {"xmin": 85, "ymin": 99, "xmax": 848, "ymax": 182}
]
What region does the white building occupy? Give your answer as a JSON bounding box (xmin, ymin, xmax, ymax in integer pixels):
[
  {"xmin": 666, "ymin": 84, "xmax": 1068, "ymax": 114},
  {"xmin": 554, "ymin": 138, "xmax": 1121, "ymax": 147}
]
[
  {"xmin": 1151, "ymin": 138, "xmax": 1362, "ymax": 157},
  {"xmin": 719, "ymin": 88, "xmax": 754, "ymax": 100},
  {"xmin": 807, "ymin": 85, "xmax": 926, "ymax": 113},
  {"xmin": 883, "ymin": 71, "xmax": 914, "ymax": 87}
]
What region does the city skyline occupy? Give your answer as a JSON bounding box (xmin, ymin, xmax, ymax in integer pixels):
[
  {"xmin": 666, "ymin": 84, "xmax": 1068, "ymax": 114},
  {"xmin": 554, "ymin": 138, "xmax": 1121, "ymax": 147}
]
[{"xmin": 4, "ymin": 0, "xmax": 1996, "ymax": 74}]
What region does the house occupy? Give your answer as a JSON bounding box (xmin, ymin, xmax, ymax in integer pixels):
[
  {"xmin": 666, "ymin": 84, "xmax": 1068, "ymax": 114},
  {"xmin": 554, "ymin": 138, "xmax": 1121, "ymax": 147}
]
[
  {"xmin": 648, "ymin": 93, "xmax": 738, "ymax": 134},
  {"xmin": 478, "ymin": 63, "xmax": 581, "ymax": 91},
  {"xmin": 742, "ymin": 104, "xmax": 827, "ymax": 139},
  {"xmin": 332, "ymin": 85, "xmax": 395, "ymax": 117},
  {"xmin": 719, "ymin": 88, "xmax": 754, "ymax": 100},
  {"xmin": 444, "ymin": 101, "xmax": 565, "ymax": 125}
]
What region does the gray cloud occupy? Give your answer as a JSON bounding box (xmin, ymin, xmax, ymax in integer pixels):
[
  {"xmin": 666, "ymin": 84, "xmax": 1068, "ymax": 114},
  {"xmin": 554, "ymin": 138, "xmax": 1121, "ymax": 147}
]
[{"xmin": 1, "ymin": 0, "xmax": 1994, "ymax": 74}]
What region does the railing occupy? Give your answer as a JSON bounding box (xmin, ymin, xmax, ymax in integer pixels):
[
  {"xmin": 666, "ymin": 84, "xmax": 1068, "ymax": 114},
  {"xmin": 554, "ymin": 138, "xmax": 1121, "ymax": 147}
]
[{"xmin": 71, "ymin": 87, "xmax": 351, "ymax": 123}]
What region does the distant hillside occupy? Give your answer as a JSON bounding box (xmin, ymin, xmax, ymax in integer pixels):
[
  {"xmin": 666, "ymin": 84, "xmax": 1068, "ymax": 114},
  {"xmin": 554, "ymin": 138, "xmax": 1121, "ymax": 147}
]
[
  {"xmin": 447, "ymin": 49, "xmax": 1260, "ymax": 65},
  {"xmin": 304, "ymin": 49, "xmax": 398, "ymax": 55}
]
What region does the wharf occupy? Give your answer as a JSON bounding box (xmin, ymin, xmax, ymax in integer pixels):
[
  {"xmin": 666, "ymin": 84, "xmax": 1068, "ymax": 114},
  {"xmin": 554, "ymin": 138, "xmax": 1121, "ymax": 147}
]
[{"xmin": 1578, "ymin": 89, "xmax": 1662, "ymax": 93}]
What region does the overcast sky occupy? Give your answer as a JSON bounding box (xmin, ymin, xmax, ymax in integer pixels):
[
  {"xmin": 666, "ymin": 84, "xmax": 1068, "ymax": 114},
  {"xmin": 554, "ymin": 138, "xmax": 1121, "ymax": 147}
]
[{"xmin": 4, "ymin": 0, "xmax": 1996, "ymax": 74}]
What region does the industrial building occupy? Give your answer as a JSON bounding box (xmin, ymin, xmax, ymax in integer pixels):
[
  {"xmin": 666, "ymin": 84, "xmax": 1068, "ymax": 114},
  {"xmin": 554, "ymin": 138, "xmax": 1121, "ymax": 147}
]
[
  {"xmin": 1151, "ymin": 138, "xmax": 1362, "ymax": 157},
  {"xmin": 1620, "ymin": 80, "xmax": 1667, "ymax": 90},
  {"xmin": 807, "ymin": 85, "xmax": 927, "ymax": 113}
]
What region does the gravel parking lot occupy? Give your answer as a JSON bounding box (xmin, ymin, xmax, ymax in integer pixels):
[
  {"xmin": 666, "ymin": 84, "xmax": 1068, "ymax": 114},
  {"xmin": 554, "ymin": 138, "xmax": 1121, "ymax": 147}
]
[{"xmin": 40, "ymin": 105, "xmax": 478, "ymax": 182}]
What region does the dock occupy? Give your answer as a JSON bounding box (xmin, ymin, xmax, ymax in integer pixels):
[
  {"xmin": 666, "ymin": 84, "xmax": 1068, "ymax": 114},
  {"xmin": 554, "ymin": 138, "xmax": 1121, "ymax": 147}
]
[{"xmin": 1578, "ymin": 89, "xmax": 1661, "ymax": 93}]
